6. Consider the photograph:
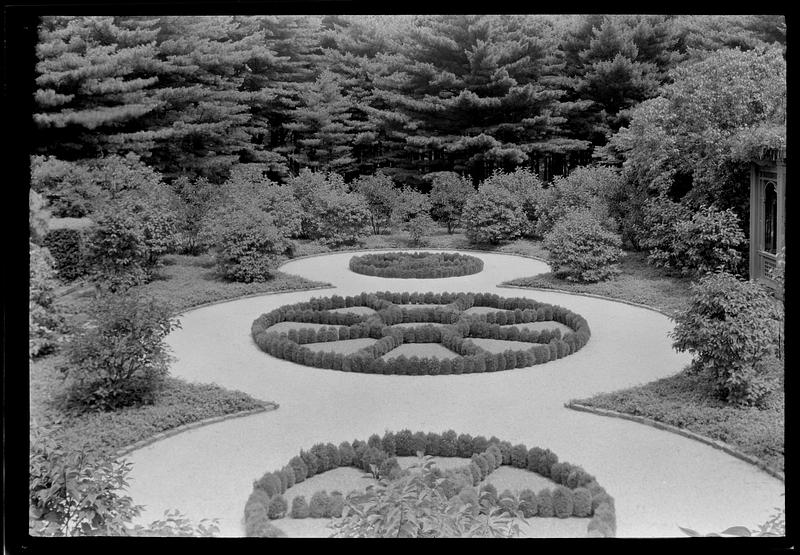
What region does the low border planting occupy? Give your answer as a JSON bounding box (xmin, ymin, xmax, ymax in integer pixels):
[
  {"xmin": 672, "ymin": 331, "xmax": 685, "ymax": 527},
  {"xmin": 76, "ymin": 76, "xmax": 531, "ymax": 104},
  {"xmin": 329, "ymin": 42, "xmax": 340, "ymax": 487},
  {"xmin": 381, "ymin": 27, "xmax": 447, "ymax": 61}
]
[
  {"xmin": 349, "ymin": 251, "xmax": 484, "ymax": 279},
  {"xmin": 243, "ymin": 430, "xmax": 616, "ymax": 538},
  {"xmin": 251, "ymin": 291, "xmax": 591, "ymax": 375}
]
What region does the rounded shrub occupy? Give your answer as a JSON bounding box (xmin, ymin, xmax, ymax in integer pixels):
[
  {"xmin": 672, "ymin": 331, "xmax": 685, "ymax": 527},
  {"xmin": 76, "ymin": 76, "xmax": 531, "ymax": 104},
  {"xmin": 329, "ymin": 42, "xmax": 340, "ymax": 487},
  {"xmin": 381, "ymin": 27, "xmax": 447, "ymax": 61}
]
[
  {"xmin": 338, "ymin": 441, "xmax": 355, "ymax": 466},
  {"xmin": 498, "ymin": 490, "xmax": 518, "ymax": 515},
  {"xmin": 486, "ymin": 445, "xmax": 503, "ymax": 469},
  {"xmin": 268, "ymin": 495, "xmax": 288, "ymax": 519},
  {"xmin": 510, "ymin": 444, "xmax": 528, "ymax": 468},
  {"xmin": 480, "ymin": 483, "xmax": 498, "ymax": 505},
  {"xmin": 468, "ymin": 462, "xmax": 482, "ymax": 486},
  {"xmin": 572, "ymin": 487, "xmax": 593, "ymax": 518},
  {"xmin": 518, "ymin": 489, "xmax": 538, "ymax": 517},
  {"xmin": 552, "ymin": 486, "xmax": 574, "ymax": 518},
  {"xmin": 255, "ymin": 472, "xmax": 283, "ymax": 498},
  {"xmin": 328, "ymin": 491, "xmax": 345, "ymax": 518},
  {"xmin": 244, "ymin": 489, "xmax": 270, "ymax": 522},
  {"xmin": 463, "ymin": 183, "xmax": 528, "ymax": 245},
  {"xmin": 471, "ymin": 454, "xmax": 490, "ymax": 480},
  {"xmin": 291, "ymin": 495, "xmax": 310, "ymax": 519},
  {"xmin": 309, "ymin": 490, "xmax": 331, "ymax": 519},
  {"xmin": 289, "ymin": 456, "xmax": 308, "ymax": 484},
  {"xmin": 543, "ymin": 209, "xmax": 623, "ymax": 283},
  {"xmin": 537, "ymin": 489, "xmax": 555, "ymax": 517}
]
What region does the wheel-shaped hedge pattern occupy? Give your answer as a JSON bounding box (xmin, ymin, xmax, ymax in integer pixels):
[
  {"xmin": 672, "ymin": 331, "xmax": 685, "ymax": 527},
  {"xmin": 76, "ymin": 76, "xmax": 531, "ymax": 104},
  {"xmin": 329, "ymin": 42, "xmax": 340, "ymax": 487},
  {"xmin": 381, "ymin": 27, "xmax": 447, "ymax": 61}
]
[
  {"xmin": 244, "ymin": 430, "xmax": 616, "ymax": 538},
  {"xmin": 251, "ymin": 291, "xmax": 590, "ymax": 375},
  {"xmin": 348, "ymin": 252, "xmax": 483, "ymax": 278}
]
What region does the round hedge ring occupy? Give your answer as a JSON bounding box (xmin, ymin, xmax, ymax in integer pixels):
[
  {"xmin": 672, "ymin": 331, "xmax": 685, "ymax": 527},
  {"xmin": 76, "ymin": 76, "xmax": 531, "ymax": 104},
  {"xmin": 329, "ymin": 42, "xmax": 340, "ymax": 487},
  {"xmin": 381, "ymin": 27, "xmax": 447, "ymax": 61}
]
[
  {"xmin": 244, "ymin": 430, "xmax": 616, "ymax": 538},
  {"xmin": 349, "ymin": 252, "xmax": 484, "ymax": 279},
  {"xmin": 251, "ymin": 291, "xmax": 590, "ymax": 375}
]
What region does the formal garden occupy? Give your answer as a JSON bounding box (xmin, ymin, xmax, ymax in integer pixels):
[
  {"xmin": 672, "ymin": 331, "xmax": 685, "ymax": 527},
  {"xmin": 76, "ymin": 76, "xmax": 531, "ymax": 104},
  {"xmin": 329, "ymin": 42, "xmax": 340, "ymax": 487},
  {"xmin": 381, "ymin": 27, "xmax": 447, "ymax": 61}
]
[{"xmin": 22, "ymin": 14, "xmax": 786, "ymax": 541}]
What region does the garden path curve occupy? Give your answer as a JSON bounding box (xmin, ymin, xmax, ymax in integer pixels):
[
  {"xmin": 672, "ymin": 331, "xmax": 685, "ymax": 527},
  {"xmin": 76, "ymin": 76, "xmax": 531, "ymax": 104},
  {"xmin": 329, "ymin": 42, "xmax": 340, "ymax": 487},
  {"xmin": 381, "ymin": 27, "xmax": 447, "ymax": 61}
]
[{"xmin": 124, "ymin": 250, "xmax": 784, "ymax": 538}]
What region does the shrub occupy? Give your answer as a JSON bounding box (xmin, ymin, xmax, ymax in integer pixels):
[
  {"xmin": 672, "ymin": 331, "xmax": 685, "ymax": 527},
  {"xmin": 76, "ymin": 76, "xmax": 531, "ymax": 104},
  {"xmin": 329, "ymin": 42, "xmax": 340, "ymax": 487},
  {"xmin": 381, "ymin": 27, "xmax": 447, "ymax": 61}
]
[
  {"xmin": 641, "ymin": 198, "xmax": 746, "ymax": 276},
  {"xmin": 543, "ymin": 209, "xmax": 623, "ymax": 283},
  {"xmin": 535, "ymin": 165, "xmax": 618, "ymax": 237},
  {"xmin": 338, "ymin": 442, "xmax": 355, "ymax": 466},
  {"xmin": 395, "ymin": 429, "xmax": 416, "ymax": 456},
  {"xmin": 462, "ymin": 183, "xmax": 528, "ymax": 244},
  {"xmin": 457, "ymin": 434, "xmax": 474, "ymax": 458},
  {"xmin": 289, "ymin": 456, "xmax": 308, "ymax": 483},
  {"xmin": 510, "ymin": 444, "xmax": 528, "ymax": 468},
  {"xmin": 309, "ymin": 491, "xmax": 331, "ymax": 518},
  {"xmin": 526, "ymin": 447, "xmax": 544, "ymax": 473},
  {"xmin": 537, "ymin": 489, "xmax": 554, "ymax": 517},
  {"xmin": 244, "ymin": 489, "xmax": 270, "ymax": 522},
  {"xmin": 61, "ymin": 293, "xmax": 179, "ymax": 411},
  {"xmin": 471, "ymin": 454, "xmax": 490, "ymax": 480},
  {"xmin": 480, "ymin": 483, "xmax": 498, "ymax": 505},
  {"xmin": 291, "ymin": 495, "xmax": 310, "ymax": 519},
  {"xmin": 518, "ymin": 489, "xmax": 538, "ymax": 517},
  {"xmin": 255, "ymin": 472, "xmax": 283, "ymax": 498},
  {"xmin": 428, "ymin": 171, "xmax": 474, "ymax": 233},
  {"xmin": 328, "ymin": 491, "xmax": 345, "ymax": 518},
  {"xmin": 29, "ymin": 243, "xmax": 63, "ymax": 358},
  {"xmin": 572, "ymin": 487, "xmax": 593, "ymax": 517},
  {"xmin": 498, "ymin": 490, "xmax": 518, "ymax": 515},
  {"xmin": 552, "ymin": 486, "xmax": 574, "ymax": 518},
  {"xmin": 201, "ymin": 204, "xmax": 292, "ymax": 283},
  {"xmin": 83, "ymin": 212, "xmax": 151, "ymax": 291},
  {"xmin": 352, "ymin": 171, "xmax": 400, "ymax": 235},
  {"xmin": 282, "ymin": 467, "xmax": 295, "ymax": 490},
  {"xmin": 43, "ymin": 228, "xmax": 86, "ymax": 281},
  {"xmin": 672, "ymin": 271, "xmax": 784, "ymax": 405},
  {"xmin": 439, "ymin": 430, "xmax": 458, "ymax": 457},
  {"xmin": 381, "ymin": 432, "xmax": 397, "ymax": 456},
  {"xmin": 587, "ymin": 502, "xmax": 616, "ymax": 537},
  {"xmin": 267, "ymin": 495, "xmax": 288, "ymax": 519},
  {"xmin": 300, "ymin": 450, "xmax": 320, "ymax": 477},
  {"xmin": 483, "ymin": 168, "xmax": 546, "ymax": 237},
  {"xmin": 486, "ymin": 445, "xmax": 503, "ymax": 469}
]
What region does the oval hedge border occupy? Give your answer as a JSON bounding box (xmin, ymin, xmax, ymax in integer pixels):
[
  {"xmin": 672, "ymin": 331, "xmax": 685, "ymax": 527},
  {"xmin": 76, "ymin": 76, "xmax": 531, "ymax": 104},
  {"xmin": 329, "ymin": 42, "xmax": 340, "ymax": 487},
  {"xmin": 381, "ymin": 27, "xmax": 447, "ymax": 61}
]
[
  {"xmin": 243, "ymin": 430, "xmax": 617, "ymax": 538},
  {"xmin": 251, "ymin": 291, "xmax": 591, "ymax": 375},
  {"xmin": 349, "ymin": 251, "xmax": 484, "ymax": 279}
]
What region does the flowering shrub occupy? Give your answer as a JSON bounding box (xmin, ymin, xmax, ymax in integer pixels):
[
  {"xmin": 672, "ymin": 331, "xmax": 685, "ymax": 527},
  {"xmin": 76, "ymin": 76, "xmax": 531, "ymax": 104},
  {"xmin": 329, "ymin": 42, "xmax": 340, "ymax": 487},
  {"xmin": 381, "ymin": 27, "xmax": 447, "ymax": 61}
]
[
  {"xmin": 672, "ymin": 271, "xmax": 784, "ymax": 405},
  {"xmin": 543, "ymin": 210, "xmax": 623, "ymax": 283}
]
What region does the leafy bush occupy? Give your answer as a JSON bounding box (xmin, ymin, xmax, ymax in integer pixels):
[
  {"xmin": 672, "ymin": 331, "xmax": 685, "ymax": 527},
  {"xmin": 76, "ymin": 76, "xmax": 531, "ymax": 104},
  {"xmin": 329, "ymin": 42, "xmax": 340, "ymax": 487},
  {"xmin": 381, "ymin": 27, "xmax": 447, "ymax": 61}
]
[
  {"xmin": 353, "ymin": 170, "xmax": 400, "ymax": 235},
  {"xmin": 330, "ymin": 457, "xmax": 523, "ymax": 538},
  {"xmin": 480, "ymin": 483, "xmax": 498, "ymax": 505},
  {"xmin": 201, "ymin": 204, "xmax": 293, "ymax": 283},
  {"xmin": 291, "ymin": 495, "xmax": 310, "ymax": 519},
  {"xmin": 462, "ymin": 183, "xmax": 528, "ymax": 244},
  {"xmin": 267, "ymin": 495, "xmax": 288, "ymax": 519},
  {"xmin": 672, "ymin": 271, "xmax": 783, "ymax": 405},
  {"xmin": 587, "ymin": 502, "xmax": 616, "ymax": 537},
  {"xmin": 29, "ymin": 242, "xmax": 64, "ymax": 358},
  {"xmin": 641, "ymin": 198, "xmax": 745, "ymax": 276},
  {"xmin": 510, "ymin": 444, "xmax": 528, "ymax": 468},
  {"xmin": 43, "ymin": 228, "xmax": 87, "ymax": 281},
  {"xmin": 289, "ymin": 456, "xmax": 308, "ymax": 483},
  {"xmin": 254, "ymin": 472, "xmax": 282, "ymax": 498},
  {"xmin": 535, "ymin": 165, "xmax": 620, "ymax": 238},
  {"xmin": 309, "ymin": 491, "xmax": 331, "ymax": 518},
  {"xmin": 428, "ymin": 171, "xmax": 474, "ymax": 233},
  {"xmin": 30, "ymin": 426, "xmax": 218, "ymax": 537},
  {"xmin": 482, "ymin": 168, "xmax": 545, "ymax": 237},
  {"xmin": 518, "ymin": 489, "xmax": 538, "ymax": 517},
  {"xmin": 30, "ymin": 155, "xmax": 100, "ymax": 218},
  {"xmin": 572, "ymin": 487, "xmax": 593, "ymax": 517},
  {"xmin": 60, "ymin": 293, "xmax": 180, "ymax": 411},
  {"xmin": 552, "ymin": 486, "xmax": 574, "ymax": 518},
  {"xmin": 83, "ymin": 212, "xmax": 152, "ymax": 291},
  {"xmin": 543, "ymin": 209, "xmax": 623, "ymax": 283},
  {"xmin": 288, "ymin": 169, "xmax": 370, "ymax": 246},
  {"xmin": 536, "ymin": 489, "xmax": 554, "ymax": 517},
  {"xmin": 328, "ymin": 491, "xmax": 345, "ymax": 518}
]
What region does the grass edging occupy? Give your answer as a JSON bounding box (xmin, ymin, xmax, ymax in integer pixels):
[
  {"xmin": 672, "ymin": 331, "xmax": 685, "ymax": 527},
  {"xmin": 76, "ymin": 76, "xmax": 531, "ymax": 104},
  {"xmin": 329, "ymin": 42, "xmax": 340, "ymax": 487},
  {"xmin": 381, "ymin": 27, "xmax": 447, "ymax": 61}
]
[
  {"xmin": 499, "ymin": 284, "xmax": 675, "ymax": 320},
  {"xmin": 565, "ymin": 402, "xmax": 784, "ymax": 482},
  {"xmin": 113, "ymin": 402, "xmax": 280, "ymax": 460}
]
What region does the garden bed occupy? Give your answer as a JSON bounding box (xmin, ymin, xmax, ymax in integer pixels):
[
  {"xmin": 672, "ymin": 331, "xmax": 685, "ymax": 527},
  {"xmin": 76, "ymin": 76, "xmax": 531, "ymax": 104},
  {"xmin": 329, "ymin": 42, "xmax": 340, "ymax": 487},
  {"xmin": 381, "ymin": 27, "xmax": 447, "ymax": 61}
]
[
  {"xmin": 571, "ymin": 367, "xmax": 784, "ymax": 472},
  {"xmin": 30, "ymin": 354, "xmax": 268, "ymax": 456},
  {"xmin": 251, "ymin": 291, "xmax": 591, "ymax": 375},
  {"xmin": 349, "ymin": 251, "xmax": 483, "ymax": 278},
  {"xmin": 243, "ymin": 430, "xmax": 616, "ymax": 538}
]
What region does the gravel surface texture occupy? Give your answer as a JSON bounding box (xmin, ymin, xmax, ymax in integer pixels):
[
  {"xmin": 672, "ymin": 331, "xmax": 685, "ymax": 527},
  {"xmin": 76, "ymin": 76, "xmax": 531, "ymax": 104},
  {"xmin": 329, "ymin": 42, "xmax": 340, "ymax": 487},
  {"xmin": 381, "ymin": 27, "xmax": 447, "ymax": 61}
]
[{"xmin": 123, "ymin": 250, "xmax": 784, "ymax": 538}]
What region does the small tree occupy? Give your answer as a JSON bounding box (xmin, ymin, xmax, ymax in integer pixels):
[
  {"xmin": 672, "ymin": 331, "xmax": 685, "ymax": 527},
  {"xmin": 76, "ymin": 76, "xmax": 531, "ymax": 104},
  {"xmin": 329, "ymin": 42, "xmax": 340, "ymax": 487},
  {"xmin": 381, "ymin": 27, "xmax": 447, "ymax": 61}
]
[
  {"xmin": 671, "ymin": 271, "xmax": 784, "ymax": 405},
  {"xmin": 353, "ymin": 170, "xmax": 399, "ymax": 234},
  {"xmin": 482, "ymin": 169, "xmax": 545, "ymax": 237},
  {"xmin": 428, "ymin": 171, "xmax": 474, "ymax": 233},
  {"xmin": 392, "ymin": 188, "xmax": 436, "ymax": 246},
  {"xmin": 60, "ymin": 293, "xmax": 180, "ymax": 411}
]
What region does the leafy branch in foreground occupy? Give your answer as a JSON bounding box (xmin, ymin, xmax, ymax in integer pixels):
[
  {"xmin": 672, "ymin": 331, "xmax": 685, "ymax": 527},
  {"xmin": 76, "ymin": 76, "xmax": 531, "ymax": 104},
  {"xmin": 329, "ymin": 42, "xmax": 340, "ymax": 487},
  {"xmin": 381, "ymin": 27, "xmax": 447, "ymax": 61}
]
[
  {"xmin": 679, "ymin": 505, "xmax": 785, "ymax": 538},
  {"xmin": 329, "ymin": 455, "xmax": 525, "ymax": 538}
]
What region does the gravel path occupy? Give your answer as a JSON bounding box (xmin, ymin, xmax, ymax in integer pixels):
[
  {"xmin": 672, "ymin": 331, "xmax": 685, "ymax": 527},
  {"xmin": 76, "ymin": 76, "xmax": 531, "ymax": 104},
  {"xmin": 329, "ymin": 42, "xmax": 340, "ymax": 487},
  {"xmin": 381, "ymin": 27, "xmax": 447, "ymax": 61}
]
[{"xmin": 123, "ymin": 250, "xmax": 784, "ymax": 538}]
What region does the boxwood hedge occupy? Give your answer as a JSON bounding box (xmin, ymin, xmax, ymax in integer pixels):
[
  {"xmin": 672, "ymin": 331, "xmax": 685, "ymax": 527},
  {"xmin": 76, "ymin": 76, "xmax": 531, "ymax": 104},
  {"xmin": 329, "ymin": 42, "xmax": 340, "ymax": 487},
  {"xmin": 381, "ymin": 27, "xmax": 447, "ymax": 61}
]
[
  {"xmin": 244, "ymin": 430, "xmax": 616, "ymax": 538},
  {"xmin": 349, "ymin": 251, "xmax": 484, "ymax": 279},
  {"xmin": 251, "ymin": 291, "xmax": 591, "ymax": 375}
]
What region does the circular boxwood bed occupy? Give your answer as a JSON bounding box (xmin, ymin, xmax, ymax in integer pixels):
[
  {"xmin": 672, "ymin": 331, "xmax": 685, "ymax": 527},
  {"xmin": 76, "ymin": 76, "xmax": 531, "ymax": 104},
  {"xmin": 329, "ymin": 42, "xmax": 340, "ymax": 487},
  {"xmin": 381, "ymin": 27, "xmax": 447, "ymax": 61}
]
[
  {"xmin": 243, "ymin": 430, "xmax": 616, "ymax": 538},
  {"xmin": 349, "ymin": 252, "xmax": 484, "ymax": 278},
  {"xmin": 251, "ymin": 291, "xmax": 590, "ymax": 375}
]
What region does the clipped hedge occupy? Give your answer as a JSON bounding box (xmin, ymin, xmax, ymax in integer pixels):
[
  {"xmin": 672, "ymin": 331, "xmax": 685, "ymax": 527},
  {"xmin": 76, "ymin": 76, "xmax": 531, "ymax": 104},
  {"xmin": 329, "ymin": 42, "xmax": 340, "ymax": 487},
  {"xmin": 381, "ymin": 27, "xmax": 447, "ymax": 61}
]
[
  {"xmin": 251, "ymin": 291, "xmax": 591, "ymax": 376},
  {"xmin": 244, "ymin": 430, "xmax": 616, "ymax": 538},
  {"xmin": 349, "ymin": 251, "xmax": 484, "ymax": 279}
]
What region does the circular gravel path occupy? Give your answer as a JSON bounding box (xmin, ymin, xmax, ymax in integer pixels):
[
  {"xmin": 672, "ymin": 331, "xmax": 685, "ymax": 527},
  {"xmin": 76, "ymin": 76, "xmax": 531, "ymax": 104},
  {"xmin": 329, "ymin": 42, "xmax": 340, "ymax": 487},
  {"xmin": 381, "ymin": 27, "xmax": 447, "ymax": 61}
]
[{"xmin": 124, "ymin": 250, "xmax": 785, "ymax": 538}]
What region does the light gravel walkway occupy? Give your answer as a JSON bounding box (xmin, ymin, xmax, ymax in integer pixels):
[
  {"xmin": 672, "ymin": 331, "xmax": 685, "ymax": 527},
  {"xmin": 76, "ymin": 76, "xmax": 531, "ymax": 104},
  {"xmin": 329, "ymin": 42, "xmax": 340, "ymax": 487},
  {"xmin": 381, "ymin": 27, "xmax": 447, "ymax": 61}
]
[{"xmin": 124, "ymin": 250, "xmax": 784, "ymax": 538}]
